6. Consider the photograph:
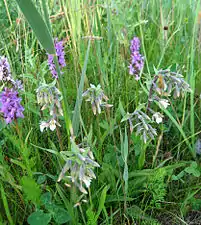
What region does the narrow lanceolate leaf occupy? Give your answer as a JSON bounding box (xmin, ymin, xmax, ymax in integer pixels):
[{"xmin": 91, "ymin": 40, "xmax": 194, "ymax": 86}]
[
  {"xmin": 123, "ymin": 127, "xmax": 128, "ymax": 194},
  {"xmin": 15, "ymin": 0, "xmax": 55, "ymax": 54},
  {"xmin": 72, "ymin": 40, "xmax": 91, "ymax": 136}
]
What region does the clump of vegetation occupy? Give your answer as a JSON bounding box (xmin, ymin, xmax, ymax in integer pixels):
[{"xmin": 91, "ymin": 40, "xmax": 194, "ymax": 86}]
[{"xmin": 0, "ymin": 0, "xmax": 201, "ymax": 224}]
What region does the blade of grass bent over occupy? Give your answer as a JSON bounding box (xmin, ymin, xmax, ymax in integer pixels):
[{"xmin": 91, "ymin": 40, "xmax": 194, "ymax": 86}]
[{"xmin": 15, "ymin": 0, "xmax": 55, "ymax": 54}]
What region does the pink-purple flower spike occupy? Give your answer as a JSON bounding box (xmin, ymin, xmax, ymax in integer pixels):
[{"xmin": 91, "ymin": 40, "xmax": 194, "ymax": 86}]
[
  {"xmin": 0, "ymin": 56, "xmax": 12, "ymax": 82},
  {"xmin": 0, "ymin": 88, "xmax": 24, "ymax": 124},
  {"xmin": 48, "ymin": 38, "xmax": 66, "ymax": 79},
  {"xmin": 129, "ymin": 36, "xmax": 144, "ymax": 80}
]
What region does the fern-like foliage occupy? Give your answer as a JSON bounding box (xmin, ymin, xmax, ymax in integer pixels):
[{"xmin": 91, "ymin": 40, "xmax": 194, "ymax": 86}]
[
  {"xmin": 86, "ymin": 207, "xmax": 96, "ymax": 225},
  {"xmin": 147, "ymin": 168, "xmax": 167, "ymax": 208}
]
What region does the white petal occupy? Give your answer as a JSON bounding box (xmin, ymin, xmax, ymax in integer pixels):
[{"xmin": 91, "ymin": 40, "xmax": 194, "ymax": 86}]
[
  {"xmin": 159, "ymin": 99, "xmax": 170, "ymax": 109},
  {"xmin": 49, "ymin": 119, "xmax": 56, "ymax": 131},
  {"xmin": 152, "ymin": 113, "xmax": 163, "ymax": 124},
  {"xmin": 40, "ymin": 121, "xmax": 48, "ymax": 132}
]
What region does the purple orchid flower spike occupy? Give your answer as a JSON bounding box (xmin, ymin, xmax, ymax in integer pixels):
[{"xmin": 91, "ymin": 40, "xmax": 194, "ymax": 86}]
[
  {"xmin": 129, "ymin": 36, "xmax": 144, "ymax": 80},
  {"xmin": 47, "ymin": 38, "xmax": 66, "ymax": 79},
  {"xmin": 0, "ymin": 88, "xmax": 24, "ymax": 124}
]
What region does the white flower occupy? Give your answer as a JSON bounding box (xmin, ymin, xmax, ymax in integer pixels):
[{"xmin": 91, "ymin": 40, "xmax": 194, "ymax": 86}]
[
  {"xmin": 152, "ymin": 112, "xmax": 163, "ymax": 124},
  {"xmin": 49, "ymin": 119, "xmax": 58, "ymax": 131},
  {"xmin": 159, "ymin": 99, "xmax": 170, "ymax": 109},
  {"xmin": 40, "ymin": 119, "xmax": 61, "ymax": 132},
  {"xmin": 82, "ymin": 175, "xmax": 92, "ymax": 188},
  {"xmin": 40, "ymin": 121, "xmax": 49, "ymax": 132}
]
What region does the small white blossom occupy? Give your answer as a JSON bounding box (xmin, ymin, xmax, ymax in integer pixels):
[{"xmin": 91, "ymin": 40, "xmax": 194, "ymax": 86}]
[
  {"xmin": 152, "ymin": 112, "xmax": 163, "ymax": 124},
  {"xmin": 40, "ymin": 118, "xmax": 61, "ymax": 132},
  {"xmin": 49, "ymin": 118, "xmax": 57, "ymax": 131},
  {"xmin": 40, "ymin": 121, "xmax": 49, "ymax": 132},
  {"xmin": 159, "ymin": 99, "xmax": 170, "ymax": 109}
]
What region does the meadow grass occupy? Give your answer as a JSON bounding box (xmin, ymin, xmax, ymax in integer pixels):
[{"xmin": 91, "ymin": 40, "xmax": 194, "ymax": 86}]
[{"xmin": 0, "ymin": 0, "xmax": 201, "ymax": 224}]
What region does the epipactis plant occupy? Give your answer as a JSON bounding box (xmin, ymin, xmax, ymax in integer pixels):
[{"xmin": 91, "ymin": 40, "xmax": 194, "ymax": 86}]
[
  {"xmin": 58, "ymin": 138, "xmax": 100, "ymax": 194},
  {"xmin": 121, "ymin": 106, "xmax": 157, "ymax": 143},
  {"xmin": 153, "ymin": 69, "xmax": 192, "ymax": 98},
  {"xmin": 122, "ymin": 68, "xmax": 192, "ymax": 143},
  {"xmin": 36, "ymin": 80, "xmax": 63, "ymax": 132},
  {"xmin": 82, "ymin": 84, "xmax": 113, "ymax": 115}
]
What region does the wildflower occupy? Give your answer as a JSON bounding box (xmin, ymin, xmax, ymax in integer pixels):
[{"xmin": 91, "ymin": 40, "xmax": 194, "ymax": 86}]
[
  {"xmin": 129, "ymin": 36, "xmax": 144, "ymax": 80},
  {"xmin": 55, "ymin": 39, "xmax": 66, "ymax": 68},
  {"xmin": 40, "ymin": 121, "xmax": 49, "ymax": 132},
  {"xmin": 153, "ymin": 69, "xmax": 192, "ymax": 97},
  {"xmin": 37, "ymin": 81, "xmax": 63, "ymax": 132},
  {"xmin": 47, "ymin": 54, "xmax": 57, "ymax": 78},
  {"xmin": 0, "ymin": 56, "xmax": 12, "ymax": 82},
  {"xmin": 130, "ymin": 37, "xmax": 141, "ymax": 52},
  {"xmin": 158, "ymin": 99, "xmax": 170, "ymax": 109},
  {"xmin": 152, "ymin": 112, "xmax": 163, "ymax": 124},
  {"xmin": 36, "ymin": 81, "xmax": 63, "ymax": 112},
  {"xmin": 82, "ymin": 84, "xmax": 113, "ymax": 115},
  {"xmin": 121, "ymin": 110, "xmax": 157, "ymax": 143},
  {"xmin": 58, "ymin": 139, "xmax": 100, "ymax": 194},
  {"xmin": 0, "ymin": 88, "xmax": 24, "ymax": 124},
  {"xmin": 40, "ymin": 118, "xmax": 61, "ymax": 132},
  {"xmin": 47, "ymin": 38, "xmax": 66, "ymax": 79},
  {"xmin": 49, "ymin": 118, "xmax": 60, "ymax": 131}
]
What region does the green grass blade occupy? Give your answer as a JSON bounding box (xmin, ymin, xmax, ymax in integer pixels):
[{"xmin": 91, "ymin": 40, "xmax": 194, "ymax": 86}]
[
  {"xmin": 72, "ymin": 40, "xmax": 91, "ymax": 136},
  {"xmin": 0, "ymin": 183, "xmax": 14, "ymax": 225},
  {"xmin": 41, "ymin": 0, "xmax": 52, "ymax": 33},
  {"xmin": 95, "ymin": 186, "xmax": 108, "ymax": 221},
  {"xmin": 189, "ymin": 1, "xmax": 200, "ymax": 152},
  {"xmin": 15, "ymin": 0, "xmax": 55, "ymax": 54}
]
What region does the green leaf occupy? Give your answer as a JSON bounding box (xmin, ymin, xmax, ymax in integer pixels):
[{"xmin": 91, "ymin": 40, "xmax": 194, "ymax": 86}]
[
  {"xmin": 10, "ymin": 159, "xmax": 26, "ymax": 170},
  {"xmin": 72, "ymin": 40, "xmax": 91, "ymax": 136},
  {"xmin": 118, "ymin": 99, "xmax": 126, "ymax": 117},
  {"xmin": 185, "ymin": 162, "xmax": 201, "ymax": 177},
  {"xmin": 37, "ymin": 175, "xmax": 47, "ymax": 185},
  {"xmin": 52, "ymin": 207, "xmax": 71, "ymax": 224},
  {"xmin": 191, "ymin": 161, "xmax": 198, "ymax": 168},
  {"xmin": 122, "ymin": 127, "xmax": 128, "ymax": 194},
  {"xmin": 0, "ymin": 183, "xmax": 14, "ymax": 225},
  {"xmin": 41, "ymin": 192, "xmax": 52, "ymax": 205},
  {"xmin": 172, "ymin": 171, "xmax": 185, "ymax": 181},
  {"xmin": 44, "ymin": 203, "xmax": 71, "ymax": 224},
  {"xmin": 120, "ymin": 113, "xmax": 131, "ymax": 123},
  {"xmin": 123, "ymin": 164, "xmax": 128, "ymax": 194},
  {"xmin": 14, "ymin": 0, "xmax": 54, "ymax": 54},
  {"xmin": 123, "ymin": 127, "xmax": 128, "ymax": 160},
  {"xmin": 138, "ymin": 145, "xmax": 147, "ymax": 169},
  {"xmin": 95, "ymin": 186, "xmax": 108, "ymax": 221},
  {"xmin": 27, "ymin": 211, "xmax": 51, "ymax": 225},
  {"xmin": 193, "ymin": 170, "xmax": 201, "ymax": 177},
  {"xmin": 21, "ymin": 176, "xmax": 41, "ymax": 205}
]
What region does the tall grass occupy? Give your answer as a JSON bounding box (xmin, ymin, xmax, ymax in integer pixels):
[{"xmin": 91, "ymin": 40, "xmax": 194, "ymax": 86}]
[{"xmin": 0, "ymin": 0, "xmax": 201, "ymax": 224}]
